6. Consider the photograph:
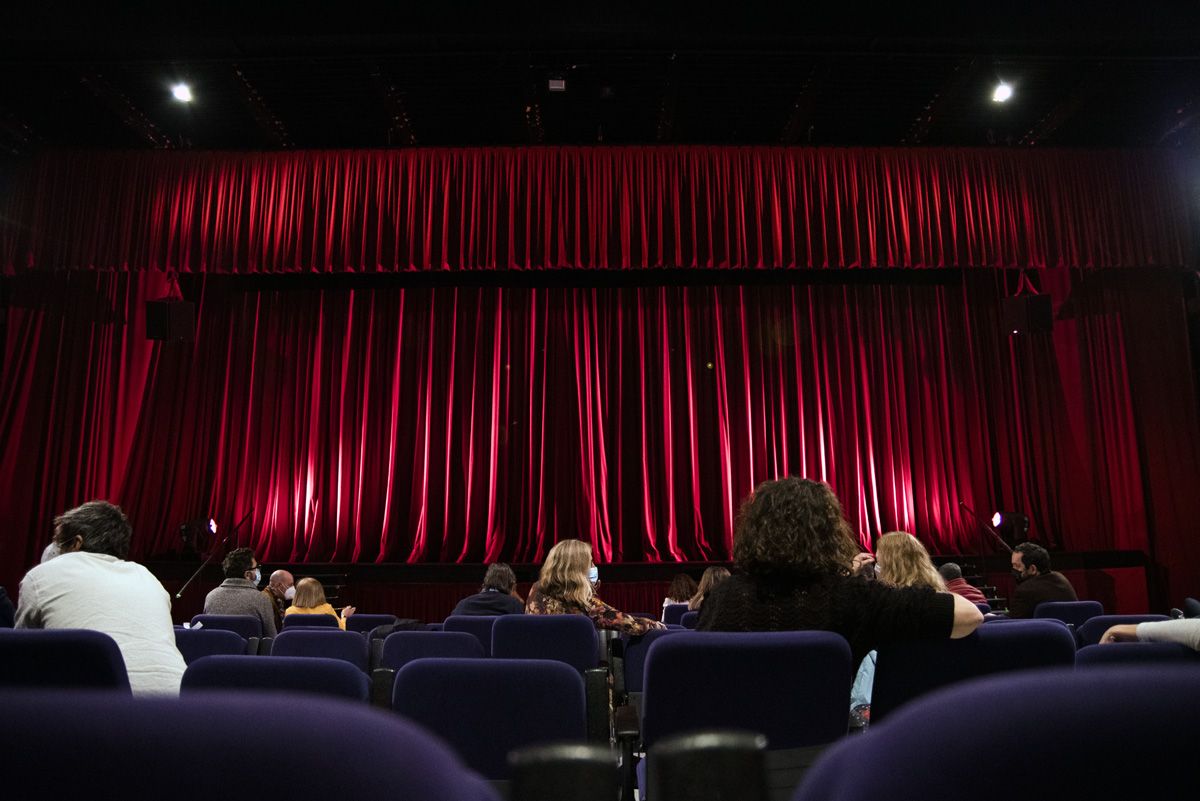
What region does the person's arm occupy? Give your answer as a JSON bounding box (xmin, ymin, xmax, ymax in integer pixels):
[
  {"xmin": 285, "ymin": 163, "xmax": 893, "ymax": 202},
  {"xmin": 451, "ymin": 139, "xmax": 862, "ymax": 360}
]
[
  {"xmin": 259, "ymin": 597, "xmax": 278, "ymax": 638},
  {"xmin": 949, "ymin": 592, "xmax": 985, "ymax": 638},
  {"xmin": 1131, "ymin": 620, "xmax": 1200, "ymax": 651},
  {"xmin": 589, "ymin": 597, "xmax": 666, "ymax": 635}
]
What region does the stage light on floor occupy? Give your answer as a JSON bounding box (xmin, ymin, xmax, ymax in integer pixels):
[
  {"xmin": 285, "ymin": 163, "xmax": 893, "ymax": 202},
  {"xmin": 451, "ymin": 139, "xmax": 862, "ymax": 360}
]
[
  {"xmin": 171, "ymin": 83, "xmax": 193, "ymax": 103},
  {"xmin": 992, "ymin": 511, "xmax": 1030, "ymax": 542},
  {"xmin": 992, "ymin": 81, "xmax": 1013, "ymax": 103}
]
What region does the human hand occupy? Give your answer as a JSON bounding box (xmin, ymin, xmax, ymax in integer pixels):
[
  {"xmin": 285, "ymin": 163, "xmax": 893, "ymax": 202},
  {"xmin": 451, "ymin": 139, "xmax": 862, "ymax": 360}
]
[
  {"xmin": 851, "ymin": 553, "xmax": 875, "ymax": 575},
  {"xmin": 1100, "ymin": 624, "xmax": 1138, "ymax": 643},
  {"xmin": 341, "ymin": 605, "xmax": 357, "ymax": 618}
]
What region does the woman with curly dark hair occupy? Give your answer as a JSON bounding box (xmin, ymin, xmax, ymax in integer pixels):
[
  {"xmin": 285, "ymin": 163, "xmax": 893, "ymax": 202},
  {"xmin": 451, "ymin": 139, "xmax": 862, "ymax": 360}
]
[{"xmin": 699, "ymin": 477, "xmax": 982, "ymax": 666}]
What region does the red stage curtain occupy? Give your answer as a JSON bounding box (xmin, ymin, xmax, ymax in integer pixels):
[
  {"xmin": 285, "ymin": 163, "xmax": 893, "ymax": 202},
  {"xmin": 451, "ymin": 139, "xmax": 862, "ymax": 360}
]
[
  {"xmin": 2, "ymin": 147, "xmax": 1191, "ymax": 274},
  {"xmin": 3, "ymin": 270, "xmax": 1198, "ymax": 602}
]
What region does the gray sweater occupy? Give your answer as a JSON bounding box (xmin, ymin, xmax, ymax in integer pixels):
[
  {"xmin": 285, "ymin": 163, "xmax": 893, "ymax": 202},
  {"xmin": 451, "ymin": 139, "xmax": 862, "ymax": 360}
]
[{"xmin": 203, "ymin": 578, "xmax": 278, "ymax": 638}]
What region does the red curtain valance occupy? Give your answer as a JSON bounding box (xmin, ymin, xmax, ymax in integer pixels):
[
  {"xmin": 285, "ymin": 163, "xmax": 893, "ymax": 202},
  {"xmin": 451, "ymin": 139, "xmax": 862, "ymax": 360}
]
[{"xmin": 1, "ymin": 147, "xmax": 1192, "ymax": 274}]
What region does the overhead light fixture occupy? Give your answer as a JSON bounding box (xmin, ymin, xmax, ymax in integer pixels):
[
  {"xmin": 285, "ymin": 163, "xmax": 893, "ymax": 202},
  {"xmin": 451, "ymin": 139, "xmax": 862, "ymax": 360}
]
[
  {"xmin": 171, "ymin": 83, "xmax": 193, "ymax": 103},
  {"xmin": 548, "ymin": 77, "xmax": 566, "ymax": 92},
  {"xmin": 992, "ymin": 81, "xmax": 1013, "ymax": 103}
]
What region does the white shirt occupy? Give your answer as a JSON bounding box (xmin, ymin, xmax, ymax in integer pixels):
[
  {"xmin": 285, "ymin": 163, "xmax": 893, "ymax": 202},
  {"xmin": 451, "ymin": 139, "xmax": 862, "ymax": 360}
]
[
  {"xmin": 1136, "ymin": 619, "xmax": 1200, "ymax": 651},
  {"xmin": 16, "ymin": 551, "xmax": 187, "ymax": 696}
]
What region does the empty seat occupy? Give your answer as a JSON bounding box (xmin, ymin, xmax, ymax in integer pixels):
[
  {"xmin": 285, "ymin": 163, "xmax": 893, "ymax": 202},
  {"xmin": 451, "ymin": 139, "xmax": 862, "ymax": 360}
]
[
  {"xmin": 174, "ymin": 628, "xmax": 248, "ymax": 665},
  {"xmin": 0, "ymin": 629, "xmax": 131, "ymax": 693},
  {"xmin": 1074, "ymin": 614, "xmax": 1171, "ymax": 647},
  {"xmin": 1075, "ymin": 642, "xmax": 1200, "ymax": 667},
  {"xmin": 271, "ymin": 629, "xmax": 369, "ymax": 672},
  {"xmin": 680, "ymin": 611, "xmax": 700, "ymax": 629},
  {"xmin": 662, "ymin": 604, "xmax": 689, "ymax": 626},
  {"xmin": 190, "ymin": 614, "xmax": 262, "ymax": 640},
  {"xmin": 622, "ymin": 628, "xmax": 682, "ymax": 699},
  {"xmin": 444, "ymin": 615, "xmax": 500, "ymax": 656},
  {"xmin": 1034, "ymin": 600, "xmax": 1104, "ymax": 628},
  {"xmin": 282, "ymin": 613, "xmax": 340, "ymax": 628},
  {"xmin": 393, "ymin": 658, "xmax": 587, "ymax": 783},
  {"xmin": 793, "ymin": 667, "xmax": 1200, "ymax": 801},
  {"xmin": 182, "ymin": 655, "xmax": 370, "ymax": 702},
  {"xmin": 492, "ymin": 614, "xmax": 598, "ymax": 672},
  {"xmin": 344, "ymin": 613, "xmax": 399, "ymax": 635},
  {"xmin": 872, "ymin": 619, "xmax": 1076, "ymax": 724},
  {"xmin": 380, "ymin": 630, "xmax": 486, "ymax": 671},
  {"xmin": 0, "ymin": 689, "xmax": 499, "ymax": 799}
]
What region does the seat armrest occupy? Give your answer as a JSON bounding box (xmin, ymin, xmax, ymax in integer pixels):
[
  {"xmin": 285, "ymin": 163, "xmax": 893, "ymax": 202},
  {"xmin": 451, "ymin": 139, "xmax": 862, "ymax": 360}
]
[
  {"xmin": 584, "ymin": 667, "xmax": 611, "ymax": 743},
  {"xmin": 256, "ymin": 637, "xmax": 273, "ymax": 656},
  {"xmin": 371, "ymin": 668, "xmax": 396, "ymax": 708}
]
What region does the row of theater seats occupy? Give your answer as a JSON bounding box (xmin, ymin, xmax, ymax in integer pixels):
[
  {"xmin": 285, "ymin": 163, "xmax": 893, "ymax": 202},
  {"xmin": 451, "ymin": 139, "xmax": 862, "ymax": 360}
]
[{"xmin": 5, "ymin": 613, "xmax": 1200, "ymax": 799}]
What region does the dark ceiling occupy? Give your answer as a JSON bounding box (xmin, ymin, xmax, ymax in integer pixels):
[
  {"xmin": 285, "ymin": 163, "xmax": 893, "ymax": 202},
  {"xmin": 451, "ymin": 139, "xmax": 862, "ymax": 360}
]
[{"xmin": 2, "ymin": 2, "xmax": 1199, "ymax": 156}]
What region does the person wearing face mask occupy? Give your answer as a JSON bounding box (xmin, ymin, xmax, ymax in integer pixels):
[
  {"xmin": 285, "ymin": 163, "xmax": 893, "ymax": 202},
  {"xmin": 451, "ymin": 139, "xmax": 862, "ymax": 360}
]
[
  {"xmin": 1007, "ymin": 542, "xmax": 1077, "ymax": 618},
  {"xmin": 202, "ymin": 547, "xmax": 278, "ymax": 637},
  {"xmin": 261, "ymin": 569, "xmax": 295, "ymax": 629},
  {"xmin": 525, "ymin": 539, "xmax": 665, "ymax": 635}
]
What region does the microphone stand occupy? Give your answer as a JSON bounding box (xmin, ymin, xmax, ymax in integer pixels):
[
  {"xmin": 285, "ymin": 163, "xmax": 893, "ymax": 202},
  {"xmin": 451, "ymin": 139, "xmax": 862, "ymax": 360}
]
[{"xmin": 175, "ymin": 509, "xmax": 254, "ymax": 600}]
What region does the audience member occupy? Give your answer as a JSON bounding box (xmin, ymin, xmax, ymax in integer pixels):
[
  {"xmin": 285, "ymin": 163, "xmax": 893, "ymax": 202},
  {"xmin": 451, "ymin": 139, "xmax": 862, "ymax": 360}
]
[
  {"xmin": 662, "ymin": 573, "xmax": 699, "ymax": 618},
  {"xmin": 285, "ymin": 577, "xmax": 356, "ymax": 629},
  {"xmin": 202, "ymin": 547, "xmax": 278, "ymax": 637},
  {"xmin": 688, "ymin": 566, "xmax": 731, "ymax": 611},
  {"xmin": 0, "ymin": 585, "xmax": 14, "ymax": 628},
  {"xmin": 452, "ymin": 563, "xmax": 525, "ymax": 616},
  {"xmin": 1100, "ymin": 619, "xmax": 1200, "ymax": 651},
  {"xmin": 1008, "ymin": 542, "xmax": 1077, "ymax": 618},
  {"xmin": 14, "ymin": 500, "xmax": 187, "ymax": 696},
  {"xmin": 937, "ymin": 562, "xmax": 988, "ymax": 605},
  {"xmin": 527, "ymin": 539, "xmax": 665, "ymax": 635},
  {"xmin": 262, "ymin": 569, "xmax": 295, "ymax": 629},
  {"xmin": 699, "ymin": 477, "xmax": 983, "ymax": 666}
]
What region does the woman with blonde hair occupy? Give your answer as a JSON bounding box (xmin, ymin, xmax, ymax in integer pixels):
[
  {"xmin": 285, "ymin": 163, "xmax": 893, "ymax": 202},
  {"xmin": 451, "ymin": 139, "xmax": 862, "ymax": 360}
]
[
  {"xmin": 284, "ymin": 577, "xmax": 356, "ymax": 630},
  {"xmin": 875, "ymin": 532, "xmax": 946, "ymax": 592},
  {"xmin": 688, "ymin": 566, "xmax": 731, "ymax": 611},
  {"xmin": 527, "ymin": 539, "xmax": 664, "ymax": 635}
]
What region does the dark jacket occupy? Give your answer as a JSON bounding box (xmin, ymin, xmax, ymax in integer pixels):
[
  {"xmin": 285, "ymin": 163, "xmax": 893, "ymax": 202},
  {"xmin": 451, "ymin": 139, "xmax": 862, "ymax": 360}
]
[
  {"xmin": 1008, "ymin": 571, "xmax": 1077, "ymax": 618},
  {"xmin": 452, "ymin": 588, "xmax": 525, "ymax": 617}
]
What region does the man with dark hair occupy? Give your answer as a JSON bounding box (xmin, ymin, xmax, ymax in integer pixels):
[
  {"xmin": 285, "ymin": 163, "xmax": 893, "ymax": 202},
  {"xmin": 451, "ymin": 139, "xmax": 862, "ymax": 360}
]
[
  {"xmin": 15, "ymin": 500, "xmax": 187, "ymax": 696},
  {"xmin": 938, "ymin": 562, "xmax": 988, "ymax": 606},
  {"xmin": 451, "ymin": 563, "xmax": 525, "ymax": 616},
  {"xmin": 1008, "ymin": 542, "xmax": 1077, "ymax": 618},
  {"xmin": 203, "ymin": 547, "xmax": 278, "ymax": 637}
]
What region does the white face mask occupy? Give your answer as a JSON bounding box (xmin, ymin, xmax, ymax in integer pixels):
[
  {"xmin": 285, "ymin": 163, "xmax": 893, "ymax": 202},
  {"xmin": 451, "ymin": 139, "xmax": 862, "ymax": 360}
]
[
  {"xmin": 284, "ymin": 586, "xmax": 296, "ymax": 600},
  {"xmin": 248, "ymin": 568, "xmax": 261, "ymax": 586}
]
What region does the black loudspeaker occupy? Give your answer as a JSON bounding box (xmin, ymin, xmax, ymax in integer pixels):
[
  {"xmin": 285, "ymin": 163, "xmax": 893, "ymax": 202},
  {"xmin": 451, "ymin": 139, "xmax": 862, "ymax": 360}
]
[
  {"xmin": 1001, "ymin": 295, "xmax": 1053, "ymax": 335},
  {"xmin": 145, "ymin": 299, "xmax": 195, "ymax": 341}
]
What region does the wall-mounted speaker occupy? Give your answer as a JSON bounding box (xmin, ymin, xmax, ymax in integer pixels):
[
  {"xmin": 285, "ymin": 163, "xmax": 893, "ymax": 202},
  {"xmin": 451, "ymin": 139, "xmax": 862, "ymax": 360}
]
[
  {"xmin": 1001, "ymin": 295, "xmax": 1053, "ymax": 335},
  {"xmin": 145, "ymin": 299, "xmax": 195, "ymax": 341}
]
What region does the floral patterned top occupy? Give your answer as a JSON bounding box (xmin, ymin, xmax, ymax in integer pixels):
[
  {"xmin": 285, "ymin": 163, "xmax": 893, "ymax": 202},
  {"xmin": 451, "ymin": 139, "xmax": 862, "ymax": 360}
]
[{"xmin": 526, "ymin": 584, "xmax": 666, "ymax": 635}]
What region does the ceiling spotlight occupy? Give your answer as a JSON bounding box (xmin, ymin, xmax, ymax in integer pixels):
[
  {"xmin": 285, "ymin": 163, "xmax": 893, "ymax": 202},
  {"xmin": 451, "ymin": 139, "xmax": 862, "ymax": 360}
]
[
  {"xmin": 548, "ymin": 77, "xmax": 566, "ymax": 93},
  {"xmin": 171, "ymin": 83, "xmax": 193, "ymax": 103},
  {"xmin": 992, "ymin": 81, "xmax": 1013, "ymax": 103}
]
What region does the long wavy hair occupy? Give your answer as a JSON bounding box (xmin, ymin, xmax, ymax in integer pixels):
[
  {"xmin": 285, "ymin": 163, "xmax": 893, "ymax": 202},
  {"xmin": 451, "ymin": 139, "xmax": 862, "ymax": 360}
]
[
  {"xmin": 688, "ymin": 566, "xmax": 731, "ymax": 610},
  {"xmin": 665, "ymin": 573, "xmax": 699, "ymax": 603},
  {"xmin": 733, "ymin": 477, "xmax": 860, "ymax": 579},
  {"xmin": 537, "ymin": 539, "xmax": 595, "ymax": 609},
  {"xmin": 876, "ymin": 532, "xmax": 946, "ymax": 591}
]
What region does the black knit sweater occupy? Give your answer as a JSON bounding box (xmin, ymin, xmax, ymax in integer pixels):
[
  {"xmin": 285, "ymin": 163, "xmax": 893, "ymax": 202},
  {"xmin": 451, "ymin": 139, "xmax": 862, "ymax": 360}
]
[{"xmin": 698, "ymin": 572, "xmax": 955, "ymax": 666}]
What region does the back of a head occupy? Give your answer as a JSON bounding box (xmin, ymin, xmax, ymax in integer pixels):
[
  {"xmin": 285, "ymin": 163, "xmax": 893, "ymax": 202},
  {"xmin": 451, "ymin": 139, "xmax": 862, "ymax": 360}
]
[
  {"xmin": 938, "ymin": 562, "xmax": 963, "ymax": 582},
  {"xmin": 666, "ymin": 573, "xmax": 698, "ymax": 602},
  {"xmin": 293, "ymin": 577, "xmax": 327, "ymax": 608},
  {"xmin": 1015, "ymin": 542, "xmax": 1052, "ymax": 573},
  {"xmin": 482, "ymin": 563, "xmax": 516, "ymax": 593},
  {"xmin": 876, "ymin": 532, "xmax": 946, "ymax": 591},
  {"xmin": 221, "ymin": 547, "xmax": 255, "ymax": 579},
  {"xmin": 53, "ymin": 500, "xmax": 132, "ymax": 559},
  {"xmin": 538, "ymin": 539, "xmax": 593, "ymax": 608},
  {"xmin": 732, "ymin": 477, "xmax": 858, "ymax": 578}
]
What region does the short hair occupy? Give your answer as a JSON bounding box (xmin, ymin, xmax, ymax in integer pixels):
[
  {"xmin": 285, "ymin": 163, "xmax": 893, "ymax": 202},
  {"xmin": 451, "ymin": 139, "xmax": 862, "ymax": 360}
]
[
  {"xmin": 939, "ymin": 562, "xmax": 963, "ymax": 581},
  {"xmin": 53, "ymin": 501, "xmax": 132, "ymax": 559},
  {"xmin": 1014, "ymin": 542, "xmax": 1051, "ymax": 573},
  {"xmin": 733, "ymin": 477, "xmax": 859, "ymax": 579},
  {"xmin": 666, "ymin": 574, "xmax": 699, "ymax": 603},
  {"xmin": 292, "ymin": 577, "xmax": 328, "ymax": 608},
  {"xmin": 482, "ymin": 563, "xmax": 517, "ymax": 593},
  {"xmin": 222, "ymin": 547, "xmax": 256, "ymax": 579}
]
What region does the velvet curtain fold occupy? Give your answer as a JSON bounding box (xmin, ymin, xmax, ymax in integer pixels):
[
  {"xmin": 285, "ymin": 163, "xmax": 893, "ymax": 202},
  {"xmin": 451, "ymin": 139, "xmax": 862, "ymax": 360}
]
[
  {"xmin": 3, "ymin": 270, "xmax": 1198, "ymax": 602},
  {"xmin": 2, "ymin": 147, "xmax": 1191, "ymax": 274}
]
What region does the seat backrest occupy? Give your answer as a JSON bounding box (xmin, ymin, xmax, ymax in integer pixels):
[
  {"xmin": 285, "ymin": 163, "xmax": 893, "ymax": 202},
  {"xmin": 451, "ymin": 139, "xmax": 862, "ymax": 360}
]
[
  {"xmin": 0, "ymin": 629, "xmax": 131, "ymax": 693},
  {"xmin": 282, "ymin": 613, "xmax": 340, "ymax": 628},
  {"xmin": 622, "ymin": 628, "xmax": 683, "ymax": 695},
  {"xmin": 1074, "ymin": 614, "xmax": 1171, "ymax": 647},
  {"xmin": 0, "ymin": 690, "xmax": 499, "ymax": 799},
  {"xmin": 662, "ymin": 604, "xmax": 689, "ymax": 626},
  {"xmin": 975, "ymin": 602, "xmax": 992, "ymax": 614},
  {"xmin": 271, "ymin": 629, "xmax": 369, "ymax": 671},
  {"xmin": 174, "ymin": 628, "xmax": 248, "ymax": 664},
  {"xmin": 191, "ymin": 614, "xmax": 262, "ymax": 639},
  {"xmin": 679, "ymin": 611, "xmax": 699, "ymax": 629},
  {"xmin": 872, "ymin": 619, "xmax": 1076, "ymax": 723},
  {"xmin": 393, "ymin": 658, "xmax": 587, "ymax": 780},
  {"xmin": 381, "ymin": 630, "xmax": 486, "ymax": 670},
  {"xmin": 641, "ymin": 631, "xmax": 852, "ymax": 749},
  {"xmin": 344, "ymin": 613, "xmax": 398, "ymax": 634},
  {"xmin": 182, "ymin": 655, "xmax": 370, "ymax": 701},
  {"xmin": 491, "ymin": 614, "xmax": 598, "ymax": 672},
  {"xmin": 1075, "ymin": 642, "xmax": 1200, "ymax": 667},
  {"xmin": 1034, "ymin": 600, "xmax": 1104, "ymax": 627},
  {"xmin": 1184, "ymin": 597, "xmax": 1200, "ymax": 619},
  {"xmin": 443, "ymin": 615, "xmax": 500, "ymax": 656},
  {"xmin": 794, "ymin": 666, "xmax": 1200, "ymax": 801}
]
